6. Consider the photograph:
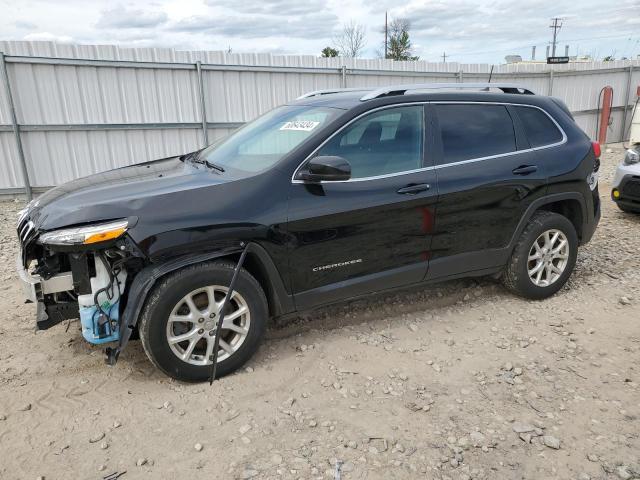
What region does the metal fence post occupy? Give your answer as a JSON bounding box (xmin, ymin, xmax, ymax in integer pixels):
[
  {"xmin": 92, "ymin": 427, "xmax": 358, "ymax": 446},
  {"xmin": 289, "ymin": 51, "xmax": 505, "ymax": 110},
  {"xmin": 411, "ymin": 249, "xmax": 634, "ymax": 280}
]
[
  {"xmin": 457, "ymin": 69, "xmax": 463, "ymax": 83},
  {"xmin": 195, "ymin": 61, "xmax": 209, "ymax": 147},
  {"xmin": 341, "ymin": 65, "xmax": 347, "ymax": 88},
  {"xmin": 548, "ymin": 70, "xmax": 554, "ymax": 96},
  {"xmin": 0, "ymin": 52, "xmax": 32, "ymax": 201},
  {"xmin": 621, "ymin": 65, "xmax": 634, "ymax": 142}
]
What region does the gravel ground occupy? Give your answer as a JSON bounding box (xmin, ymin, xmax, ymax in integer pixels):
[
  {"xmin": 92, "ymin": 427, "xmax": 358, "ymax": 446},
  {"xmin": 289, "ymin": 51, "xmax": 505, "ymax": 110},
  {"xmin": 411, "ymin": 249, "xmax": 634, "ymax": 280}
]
[{"xmin": 0, "ymin": 144, "xmax": 639, "ymax": 480}]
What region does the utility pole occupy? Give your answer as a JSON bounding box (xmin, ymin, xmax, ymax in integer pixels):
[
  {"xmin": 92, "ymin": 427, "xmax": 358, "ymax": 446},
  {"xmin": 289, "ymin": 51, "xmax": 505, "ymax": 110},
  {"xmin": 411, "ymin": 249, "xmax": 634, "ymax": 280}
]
[
  {"xmin": 549, "ymin": 17, "xmax": 563, "ymax": 57},
  {"xmin": 384, "ymin": 11, "xmax": 388, "ymax": 59},
  {"xmin": 441, "ymin": 52, "xmax": 448, "ymax": 63}
]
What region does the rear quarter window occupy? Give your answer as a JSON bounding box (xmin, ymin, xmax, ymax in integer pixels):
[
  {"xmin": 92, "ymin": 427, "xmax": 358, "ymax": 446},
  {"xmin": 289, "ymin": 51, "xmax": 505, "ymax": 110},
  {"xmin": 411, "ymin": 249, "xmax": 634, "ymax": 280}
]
[{"xmin": 514, "ymin": 106, "xmax": 564, "ymax": 147}]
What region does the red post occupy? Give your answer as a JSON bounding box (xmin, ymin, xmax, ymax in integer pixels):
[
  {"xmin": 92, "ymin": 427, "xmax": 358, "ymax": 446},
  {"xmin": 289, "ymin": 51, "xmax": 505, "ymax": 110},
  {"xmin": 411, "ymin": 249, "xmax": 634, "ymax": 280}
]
[{"xmin": 598, "ymin": 86, "xmax": 613, "ymax": 145}]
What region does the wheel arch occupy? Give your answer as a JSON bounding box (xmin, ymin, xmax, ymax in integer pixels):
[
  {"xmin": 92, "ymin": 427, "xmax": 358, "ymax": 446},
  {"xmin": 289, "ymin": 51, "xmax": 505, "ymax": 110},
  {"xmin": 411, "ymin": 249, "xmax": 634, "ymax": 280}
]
[
  {"xmin": 508, "ymin": 193, "xmax": 587, "ymax": 253},
  {"xmin": 536, "ymin": 199, "xmax": 584, "ymax": 242},
  {"xmin": 225, "ymin": 243, "xmax": 295, "ymax": 318},
  {"xmin": 107, "ymin": 242, "xmax": 294, "ymax": 365}
]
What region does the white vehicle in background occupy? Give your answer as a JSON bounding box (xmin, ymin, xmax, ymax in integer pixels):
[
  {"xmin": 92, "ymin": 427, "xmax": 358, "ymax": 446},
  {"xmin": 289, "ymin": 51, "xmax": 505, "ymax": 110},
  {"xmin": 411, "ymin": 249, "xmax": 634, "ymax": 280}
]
[{"xmin": 612, "ymin": 101, "xmax": 640, "ymax": 213}]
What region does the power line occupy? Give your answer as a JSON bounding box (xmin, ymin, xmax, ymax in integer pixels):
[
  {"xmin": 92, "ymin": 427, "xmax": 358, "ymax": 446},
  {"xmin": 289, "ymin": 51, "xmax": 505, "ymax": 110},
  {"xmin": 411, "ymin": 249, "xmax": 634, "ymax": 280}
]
[
  {"xmin": 549, "ymin": 17, "xmax": 563, "ymax": 57},
  {"xmin": 449, "ymin": 32, "xmax": 637, "ymax": 58},
  {"xmin": 384, "ymin": 11, "xmax": 388, "ymax": 59}
]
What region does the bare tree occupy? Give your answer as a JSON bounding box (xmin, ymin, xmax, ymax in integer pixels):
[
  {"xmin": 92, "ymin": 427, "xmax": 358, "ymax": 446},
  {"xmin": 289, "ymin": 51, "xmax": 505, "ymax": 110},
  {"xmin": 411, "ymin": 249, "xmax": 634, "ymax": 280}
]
[{"xmin": 333, "ymin": 21, "xmax": 366, "ymax": 58}]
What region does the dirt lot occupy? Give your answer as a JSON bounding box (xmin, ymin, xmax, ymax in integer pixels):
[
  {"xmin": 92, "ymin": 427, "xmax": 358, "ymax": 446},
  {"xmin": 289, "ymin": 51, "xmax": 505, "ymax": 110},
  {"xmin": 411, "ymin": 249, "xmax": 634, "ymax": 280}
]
[{"xmin": 0, "ymin": 144, "xmax": 639, "ymax": 480}]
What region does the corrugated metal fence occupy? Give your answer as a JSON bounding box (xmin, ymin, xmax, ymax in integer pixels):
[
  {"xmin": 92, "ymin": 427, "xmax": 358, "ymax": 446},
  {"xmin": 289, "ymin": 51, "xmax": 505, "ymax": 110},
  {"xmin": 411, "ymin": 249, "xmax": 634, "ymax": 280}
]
[{"xmin": 1, "ymin": 40, "xmax": 639, "ymax": 198}]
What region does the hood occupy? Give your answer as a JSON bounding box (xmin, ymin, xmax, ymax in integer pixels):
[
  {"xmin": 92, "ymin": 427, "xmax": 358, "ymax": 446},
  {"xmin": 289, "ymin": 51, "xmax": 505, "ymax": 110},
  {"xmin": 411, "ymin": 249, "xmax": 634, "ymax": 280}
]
[{"xmin": 27, "ymin": 156, "xmax": 232, "ymax": 231}]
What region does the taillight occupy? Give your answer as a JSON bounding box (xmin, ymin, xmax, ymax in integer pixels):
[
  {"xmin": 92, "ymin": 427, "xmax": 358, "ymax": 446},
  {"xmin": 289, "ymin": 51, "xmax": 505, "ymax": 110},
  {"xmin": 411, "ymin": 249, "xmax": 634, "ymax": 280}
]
[{"xmin": 588, "ymin": 141, "xmax": 601, "ymax": 191}]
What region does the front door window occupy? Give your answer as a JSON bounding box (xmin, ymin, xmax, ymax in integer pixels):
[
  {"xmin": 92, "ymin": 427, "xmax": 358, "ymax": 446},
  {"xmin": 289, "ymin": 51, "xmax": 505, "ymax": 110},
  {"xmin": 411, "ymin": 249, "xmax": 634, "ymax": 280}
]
[{"xmin": 315, "ymin": 105, "xmax": 424, "ymax": 179}]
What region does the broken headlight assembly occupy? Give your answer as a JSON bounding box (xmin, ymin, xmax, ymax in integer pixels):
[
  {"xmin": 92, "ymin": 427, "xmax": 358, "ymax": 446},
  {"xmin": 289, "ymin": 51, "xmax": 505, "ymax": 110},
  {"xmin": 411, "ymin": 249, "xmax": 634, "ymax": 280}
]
[
  {"xmin": 38, "ymin": 219, "xmax": 129, "ymax": 246},
  {"xmin": 35, "ymin": 220, "xmax": 131, "ymax": 344}
]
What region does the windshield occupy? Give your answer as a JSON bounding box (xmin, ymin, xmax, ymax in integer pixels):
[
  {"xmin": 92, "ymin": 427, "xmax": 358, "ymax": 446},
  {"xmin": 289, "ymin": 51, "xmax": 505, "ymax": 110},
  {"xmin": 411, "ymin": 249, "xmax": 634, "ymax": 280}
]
[{"xmin": 199, "ymin": 105, "xmax": 342, "ymax": 173}]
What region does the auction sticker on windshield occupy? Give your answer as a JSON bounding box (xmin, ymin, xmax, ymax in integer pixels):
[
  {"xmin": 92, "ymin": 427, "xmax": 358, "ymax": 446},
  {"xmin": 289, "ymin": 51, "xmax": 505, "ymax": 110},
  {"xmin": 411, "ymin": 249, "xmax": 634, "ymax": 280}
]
[{"xmin": 280, "ymin": 120, "xmax": 320, "ymax": 131}]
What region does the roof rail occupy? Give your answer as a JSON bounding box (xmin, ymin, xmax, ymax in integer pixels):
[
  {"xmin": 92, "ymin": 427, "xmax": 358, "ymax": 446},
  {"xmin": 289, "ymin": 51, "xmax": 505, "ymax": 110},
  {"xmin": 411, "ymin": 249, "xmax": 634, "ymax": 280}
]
[
  {"xmin": 359, "ymin": 83, "xmax": 535, "ymax": 101},
  {"xmin": 296, "ymin": 88, "xmax": 370, "ymax": 100}
]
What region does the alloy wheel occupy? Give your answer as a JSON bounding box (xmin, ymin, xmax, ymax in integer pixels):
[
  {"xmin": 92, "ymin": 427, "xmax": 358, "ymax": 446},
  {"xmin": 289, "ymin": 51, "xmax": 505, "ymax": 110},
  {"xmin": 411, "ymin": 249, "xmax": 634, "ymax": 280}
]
[
  {"xmin": 165, "ymin": 286, "xmax": 250, "ymax": 365},
  {"xmin": 527, "ymin": 229, "xmax": 570, "ymax": 287}
]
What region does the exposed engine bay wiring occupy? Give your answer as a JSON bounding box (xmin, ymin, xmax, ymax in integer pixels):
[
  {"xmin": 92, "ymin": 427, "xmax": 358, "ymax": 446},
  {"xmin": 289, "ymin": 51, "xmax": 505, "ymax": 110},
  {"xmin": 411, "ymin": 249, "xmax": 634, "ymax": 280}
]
[{"xmin": 92, "ymin": 250, "xmax": 127, "ymax": 323}]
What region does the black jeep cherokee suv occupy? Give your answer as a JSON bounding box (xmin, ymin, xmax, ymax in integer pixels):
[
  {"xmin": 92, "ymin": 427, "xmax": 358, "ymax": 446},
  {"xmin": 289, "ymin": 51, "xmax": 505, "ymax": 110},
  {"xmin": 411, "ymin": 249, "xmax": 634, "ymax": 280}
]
[{"xmin": 16, "ymin": 83, "xmax": 601, "ymax": 382}]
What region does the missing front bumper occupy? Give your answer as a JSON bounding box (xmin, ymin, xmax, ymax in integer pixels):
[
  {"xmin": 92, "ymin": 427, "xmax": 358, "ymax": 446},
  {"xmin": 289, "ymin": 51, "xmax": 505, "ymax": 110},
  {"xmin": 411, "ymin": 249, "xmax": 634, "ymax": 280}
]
[
  {"xmin": 16, "ymin": 252, "xmax": 74, "ymax": 302},
  {"xmin": 16, "ymin": 252, "xmax": 78, "ymax": 329}
]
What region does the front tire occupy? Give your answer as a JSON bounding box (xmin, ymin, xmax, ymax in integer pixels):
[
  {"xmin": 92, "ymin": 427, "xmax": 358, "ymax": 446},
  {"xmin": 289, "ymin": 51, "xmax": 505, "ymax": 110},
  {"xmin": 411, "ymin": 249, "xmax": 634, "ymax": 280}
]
[
  {"xmin": 503, "ymin": 211, "xmax": 578, "ymax": 300},
  {"xmin": 139, "ymin": 261, "xmax": 268, "ymax": 382}
]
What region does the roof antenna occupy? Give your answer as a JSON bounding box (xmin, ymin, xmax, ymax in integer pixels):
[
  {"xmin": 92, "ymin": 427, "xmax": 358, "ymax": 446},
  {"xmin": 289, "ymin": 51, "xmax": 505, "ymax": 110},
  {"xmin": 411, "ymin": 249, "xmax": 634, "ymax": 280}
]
[{"xmin": 481, "ymin": 65, "xmax": 495, "ymax": 92}]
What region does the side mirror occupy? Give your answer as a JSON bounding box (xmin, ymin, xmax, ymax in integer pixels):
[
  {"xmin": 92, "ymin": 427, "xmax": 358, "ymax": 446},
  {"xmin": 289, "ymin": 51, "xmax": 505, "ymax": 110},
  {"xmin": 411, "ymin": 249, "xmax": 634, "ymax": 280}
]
[{"xmin": 298, "ymin": 156, "xmax": 351, "ymax": 182}]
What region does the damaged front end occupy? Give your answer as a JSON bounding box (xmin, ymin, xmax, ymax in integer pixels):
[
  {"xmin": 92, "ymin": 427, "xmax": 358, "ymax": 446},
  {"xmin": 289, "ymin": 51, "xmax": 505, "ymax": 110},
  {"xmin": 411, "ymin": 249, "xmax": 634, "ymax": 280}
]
[{"xmin": 17, "ymin": 210, "xmax": 144, "ymax": 348}]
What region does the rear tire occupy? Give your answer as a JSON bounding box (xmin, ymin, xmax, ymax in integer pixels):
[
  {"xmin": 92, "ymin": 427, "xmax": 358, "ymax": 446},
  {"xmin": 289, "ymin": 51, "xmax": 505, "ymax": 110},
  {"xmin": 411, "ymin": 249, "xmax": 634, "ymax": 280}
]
[
  {"xmin": 503, "ymin": 211, "xmax": 578, "ymax": 300},
  {"xmin": 139, "ymin": 261, "xmax": 267, "ymax": 382}
]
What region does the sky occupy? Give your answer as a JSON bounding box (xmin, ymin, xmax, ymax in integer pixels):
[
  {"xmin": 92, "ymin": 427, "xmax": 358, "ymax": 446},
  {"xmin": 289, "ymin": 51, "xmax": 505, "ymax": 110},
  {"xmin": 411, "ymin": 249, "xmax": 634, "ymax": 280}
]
[{"xmin": 0, "ymin": 0, "xmax": 638, "ymax": 64}]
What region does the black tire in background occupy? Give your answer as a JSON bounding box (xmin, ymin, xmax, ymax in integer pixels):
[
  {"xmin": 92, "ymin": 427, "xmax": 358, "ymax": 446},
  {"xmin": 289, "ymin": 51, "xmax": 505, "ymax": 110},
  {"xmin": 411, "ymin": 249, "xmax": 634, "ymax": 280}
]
[
  {"xmin": 138, "ymin": 261, "xmax": 268, "ymax": 382},
  {"xmin": 503, "ymin": 211, "xmax": 578, "ymax": 300}
]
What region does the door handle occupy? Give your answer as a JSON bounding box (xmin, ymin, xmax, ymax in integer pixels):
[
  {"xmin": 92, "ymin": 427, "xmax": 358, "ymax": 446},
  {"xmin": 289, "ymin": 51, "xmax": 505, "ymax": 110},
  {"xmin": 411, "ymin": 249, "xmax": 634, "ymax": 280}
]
[
  {"xmin": 397, "ymin": 183, "xmax": 430, "ymax": 195},
  {"xmin": 512, "ymin": 165, "xmax": 538, "ymax": 175}
]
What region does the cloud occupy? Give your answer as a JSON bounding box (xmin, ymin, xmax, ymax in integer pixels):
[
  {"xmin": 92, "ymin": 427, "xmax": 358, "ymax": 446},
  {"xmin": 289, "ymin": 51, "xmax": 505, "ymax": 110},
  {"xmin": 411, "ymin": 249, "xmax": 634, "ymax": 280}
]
[
  {"xmin": 14, "ymin": 20, "xmax": 38, "ymax": 30},
  {"xmin": 23, "ymin": 32, "xmax": 74, "ymax": 43},
  {"xmin": 96, "ymin": 5, "xmax": 168, "ymax": 29},
  {"xmin": 386, "ymin": 0, "xmax": 542, "ymax": 41},
  {"xmin": 170, "ymin": 12, "xmax": 338, "ymax": 38},
  {"xmin": 207, "ymin": 0, "xmax": 330, "ymax": 16}
]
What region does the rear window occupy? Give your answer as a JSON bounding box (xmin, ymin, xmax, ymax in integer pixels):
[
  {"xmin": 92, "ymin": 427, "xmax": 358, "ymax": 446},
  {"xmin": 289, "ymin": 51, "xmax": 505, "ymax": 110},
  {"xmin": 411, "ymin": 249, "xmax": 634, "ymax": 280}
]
[
  {"xmin": 435, "ymin": 104, "xmax": 516, "ymax": 164},
  {"xmin": 515, "ymin": 106, "xmax": 564, "ymax": 147}
]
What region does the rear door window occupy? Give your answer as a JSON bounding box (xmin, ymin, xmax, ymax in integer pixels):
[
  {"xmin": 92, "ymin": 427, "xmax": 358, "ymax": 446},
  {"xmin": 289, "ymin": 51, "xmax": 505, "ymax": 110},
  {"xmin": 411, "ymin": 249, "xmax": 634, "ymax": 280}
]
[
  {"xmin": 435, "ymin": 104, "xmax": 516, "ymax": 164},
  {"xmin": 514, "ymin": 106, "xmax": 564, "ymax": 147}
]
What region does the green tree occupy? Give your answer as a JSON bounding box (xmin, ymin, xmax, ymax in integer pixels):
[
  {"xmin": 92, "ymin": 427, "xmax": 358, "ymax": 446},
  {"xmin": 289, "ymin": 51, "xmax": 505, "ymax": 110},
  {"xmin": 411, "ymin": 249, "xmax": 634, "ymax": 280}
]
[
  {"xmin": 385, "ymin": 19, "xmax": 419, "ymax": 61},
  {"xmin": 321, "ymin": 46, "xmax": 339, "ymax": 58}
]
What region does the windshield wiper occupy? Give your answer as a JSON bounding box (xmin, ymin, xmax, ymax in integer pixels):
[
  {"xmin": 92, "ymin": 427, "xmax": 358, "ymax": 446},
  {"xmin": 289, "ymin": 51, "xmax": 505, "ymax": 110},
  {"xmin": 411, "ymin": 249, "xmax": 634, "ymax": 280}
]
[
  {"xmin": 181, "ymin": 150, "xmax": 225, "ymax": 173},
  {"xmin": 203, "ymin": 160, "xmax": 225, "ymax": 173}
]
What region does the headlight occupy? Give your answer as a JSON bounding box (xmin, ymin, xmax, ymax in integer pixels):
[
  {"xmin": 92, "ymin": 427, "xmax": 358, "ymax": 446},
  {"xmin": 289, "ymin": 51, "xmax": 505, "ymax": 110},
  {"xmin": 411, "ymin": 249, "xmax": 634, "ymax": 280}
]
[
  {"xmin": 623, "ymin": 148, "xmax": 640, "ymax": 165},
  {"xmin": 39, "ymin": 219, "xmax": 129, "ymax": 246}
]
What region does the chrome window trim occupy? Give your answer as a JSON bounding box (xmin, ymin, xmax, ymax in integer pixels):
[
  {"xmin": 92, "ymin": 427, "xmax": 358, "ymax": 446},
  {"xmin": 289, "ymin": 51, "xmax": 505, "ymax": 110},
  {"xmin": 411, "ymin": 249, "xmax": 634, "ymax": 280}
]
[{"xmin": 290, "ymin": 101, "xmax": 567, "ymax": 184}]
